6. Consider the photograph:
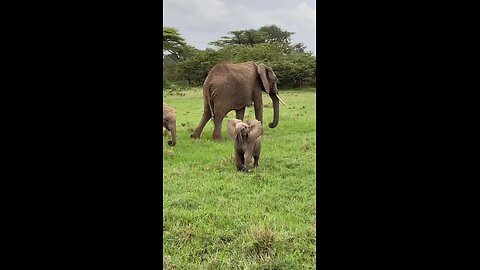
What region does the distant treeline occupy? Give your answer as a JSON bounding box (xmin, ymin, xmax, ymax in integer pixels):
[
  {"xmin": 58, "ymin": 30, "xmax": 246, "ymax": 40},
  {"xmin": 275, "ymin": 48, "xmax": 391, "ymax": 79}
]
[{"xmin": 163, "ymin": 25, "xmax": 316, "ymax": 89}]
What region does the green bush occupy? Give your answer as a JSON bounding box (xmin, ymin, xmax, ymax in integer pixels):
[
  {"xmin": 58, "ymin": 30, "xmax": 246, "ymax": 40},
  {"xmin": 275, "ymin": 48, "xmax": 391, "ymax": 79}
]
[
  {"xmin": 163, "ymin": 77, "xmax": 172, "ymax": 89},
  {"xmin": 163, "ymin": 44, "xmax": 316, "ymax": 89}
]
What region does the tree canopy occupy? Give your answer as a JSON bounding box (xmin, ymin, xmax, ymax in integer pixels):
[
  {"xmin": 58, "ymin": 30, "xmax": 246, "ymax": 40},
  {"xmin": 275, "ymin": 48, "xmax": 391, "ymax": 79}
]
[
  {"xmin": 208, "ymin": 25, "xmax": 306, "ymax": 52},
  {"xmin": 163, "ymin": 27, "xmax": 188, "ymax": 59}
]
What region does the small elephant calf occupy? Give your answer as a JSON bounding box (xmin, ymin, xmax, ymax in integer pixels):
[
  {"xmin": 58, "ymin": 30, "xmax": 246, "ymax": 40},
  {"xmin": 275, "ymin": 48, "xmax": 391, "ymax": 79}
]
[
  {"xmin": 227, "ymin": 119, "xmax": 263, "ymax": 172},
  {"xmin": 163, "ymin": 103, "xmax": 176, "ymax": 146}
]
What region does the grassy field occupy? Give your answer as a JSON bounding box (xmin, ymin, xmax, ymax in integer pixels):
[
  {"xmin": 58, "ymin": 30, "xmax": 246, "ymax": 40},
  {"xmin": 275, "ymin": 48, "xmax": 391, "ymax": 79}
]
[{"xmin": 163, "ymin": 87, "xmax": 316, "ymax": 269}]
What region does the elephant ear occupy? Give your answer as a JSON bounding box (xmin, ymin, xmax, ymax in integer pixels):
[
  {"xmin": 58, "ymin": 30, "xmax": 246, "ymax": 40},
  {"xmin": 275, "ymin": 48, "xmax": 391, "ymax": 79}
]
[
  {"xmin": 247, "ymin": 119, "xmax": 263, "ymax": 142},
  {"xmin": 257, "ymin": 63, "xmax": 271, "ymax": 94},
  {"xmin": 227, "ymin": 119, "xmax": 243, "ymax": 140}
]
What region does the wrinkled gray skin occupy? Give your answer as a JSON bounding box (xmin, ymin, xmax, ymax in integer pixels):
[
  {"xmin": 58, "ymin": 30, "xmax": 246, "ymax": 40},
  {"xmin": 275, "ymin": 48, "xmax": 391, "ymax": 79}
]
[
  {"xmin": 191, "ymin": 61, "xmax": 281, "ymax": 140},
  {"xmin": 227, "ymin": 119, "xmax": 263, "ymax": 172},
  {"xmin": 163, "ymin": 103, "xmax": 176, "ymax": 146}
]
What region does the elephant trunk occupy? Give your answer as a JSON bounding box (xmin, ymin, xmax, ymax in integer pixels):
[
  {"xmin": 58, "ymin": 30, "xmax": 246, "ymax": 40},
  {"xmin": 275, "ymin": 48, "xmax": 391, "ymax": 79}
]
[{"xmin": 268, "ymin": 93, "xmax": 280, "ymax": 128}]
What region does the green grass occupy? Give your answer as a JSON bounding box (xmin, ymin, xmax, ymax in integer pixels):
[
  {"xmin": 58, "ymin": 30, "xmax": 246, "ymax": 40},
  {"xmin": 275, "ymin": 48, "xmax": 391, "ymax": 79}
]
[{"xmin": 163, "ymin": 87, "xmax": 316, "ymax": 269}]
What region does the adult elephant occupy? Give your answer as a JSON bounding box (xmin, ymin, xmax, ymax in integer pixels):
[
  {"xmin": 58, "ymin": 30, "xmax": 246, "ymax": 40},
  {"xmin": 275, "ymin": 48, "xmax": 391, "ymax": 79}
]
[{"xmin": 191, "ymin": 61, "xmax": 287, "ymax": 140}]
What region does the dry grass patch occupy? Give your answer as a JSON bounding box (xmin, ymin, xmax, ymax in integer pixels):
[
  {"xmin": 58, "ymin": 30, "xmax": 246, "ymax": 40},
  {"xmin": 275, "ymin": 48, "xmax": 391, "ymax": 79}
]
[{"xmin": 248, "ymin": 224, "xmax": 277, "ymax": 259}]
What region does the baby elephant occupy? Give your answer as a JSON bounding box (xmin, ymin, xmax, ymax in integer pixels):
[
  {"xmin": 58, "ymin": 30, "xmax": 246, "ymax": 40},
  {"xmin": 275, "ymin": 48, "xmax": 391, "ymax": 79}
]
[
  {"xmin": 227, "ymin": 119, "xmax": 263, "ymax": 172},
  {"xmin": 163, "ymin": 103, "xmax": 176, "ymax": 146}
]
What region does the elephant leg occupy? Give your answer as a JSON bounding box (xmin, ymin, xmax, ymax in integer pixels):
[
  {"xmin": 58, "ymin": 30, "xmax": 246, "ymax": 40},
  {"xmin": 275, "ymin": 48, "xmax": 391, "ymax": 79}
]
[
  {"xmin": 235, "ymin": 107, "xmax": 246, "ymax": 121},
  {"xmin": 235, "ymin": 151, "xmax": 244, "ymax": 171},
  {"xmin": 191, "ymin": 103, "xmax": 212, "ymax": 139},
  {"xmin": 242, "ymin": 152, "xmax": 253, "ymax": 172},
  {"xmin": 253, "ymin": 144, "xmax": 261, "ymax": 167},
  {"xmin": 253, "ymin": 154, "xmax": 260, "ymax": 167},
  {"xmin": 212, "ymin": 110, "xmax": 227, "ymax": 140},
  {"xmin": 168, "ymin": 123, "xmax": 176, "ymax": 146},
  {"xmin": 253, "ymin": 100, "xmax": 263, "ymax": 124}
]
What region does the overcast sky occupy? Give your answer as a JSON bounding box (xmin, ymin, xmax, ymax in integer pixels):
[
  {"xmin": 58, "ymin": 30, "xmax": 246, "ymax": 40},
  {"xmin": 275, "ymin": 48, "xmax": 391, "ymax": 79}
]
[{"xmin": 163, "ymin": 0, "xmax": 316, "ymax": 55}]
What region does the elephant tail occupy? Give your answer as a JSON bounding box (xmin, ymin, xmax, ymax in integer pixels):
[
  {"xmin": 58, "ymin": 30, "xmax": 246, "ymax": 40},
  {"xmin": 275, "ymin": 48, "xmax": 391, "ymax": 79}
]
[{"xmin": 204, "ymin": 83, "xmax": 214, "ymax": 121}]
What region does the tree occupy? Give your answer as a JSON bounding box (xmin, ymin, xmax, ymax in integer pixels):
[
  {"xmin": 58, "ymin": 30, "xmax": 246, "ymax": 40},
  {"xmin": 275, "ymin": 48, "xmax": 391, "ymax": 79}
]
[
  {"xmin": 258, "ymin": 25, "xmax": 293, "ymax": 44},
  {"xmin": 292, "ymin": 42, "xmax": 307, "ymax": 53},
  {"xmin": 163, "ymin": 27, "xmax": 188, "ymax": 59},
  {"xmin": 209, "ymin": 29, "xmax": 266, "ymax": 48},
  {"xmin": 209, "ymin": 25, "xmax": 296, "ymax": 48}
]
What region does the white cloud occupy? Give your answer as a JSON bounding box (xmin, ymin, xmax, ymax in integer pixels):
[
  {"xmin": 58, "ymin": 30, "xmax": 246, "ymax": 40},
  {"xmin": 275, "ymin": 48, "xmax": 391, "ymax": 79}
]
[
  {"xmin": 163, "ymin": 0, "xmax": 316, "ymax": 54},
  {"xmin": 164, "ymin": 0, "xmax": 229, "ymax": 28}
]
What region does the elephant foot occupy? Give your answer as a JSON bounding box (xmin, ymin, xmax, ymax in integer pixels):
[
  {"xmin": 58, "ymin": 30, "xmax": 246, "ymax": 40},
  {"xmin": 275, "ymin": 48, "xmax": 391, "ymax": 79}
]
[
  {"xmin": 168, "ymin": 140, "xmax": 175, "ymax": 146},
  {"xmin": 241, "ymin": 166, "xmax": 251, "ymax": 173},
  {"xmin": 191, "ymin": 133, "xmax": 200, "ymax": 139},
  {"xmin": 213, "ymin": 135, "xmax": 222, "ymax": 141}
]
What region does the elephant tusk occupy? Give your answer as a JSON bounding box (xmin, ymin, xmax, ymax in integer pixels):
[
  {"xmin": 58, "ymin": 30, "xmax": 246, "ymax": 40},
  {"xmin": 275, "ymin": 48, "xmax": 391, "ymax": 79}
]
[{"xmin": 276, "ymin": 94, "xmax": 287, "ymax": 106}]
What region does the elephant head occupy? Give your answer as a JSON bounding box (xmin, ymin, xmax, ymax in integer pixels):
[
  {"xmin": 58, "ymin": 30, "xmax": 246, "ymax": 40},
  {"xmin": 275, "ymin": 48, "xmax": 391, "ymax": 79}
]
[
  {"xmin": 227, "ymin": 119, "xmax": 247, "ymax": 144},
  {"xmin": 227, "ymin": 119, "xmax": 263, "ymax": 144},
  {"xmin": 257, "ymin": 64, "xmax": 287, "ymax": 128}
]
